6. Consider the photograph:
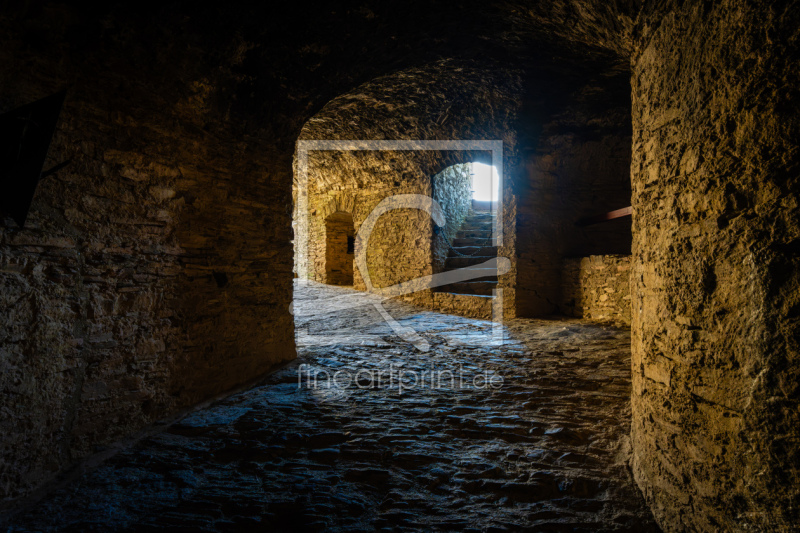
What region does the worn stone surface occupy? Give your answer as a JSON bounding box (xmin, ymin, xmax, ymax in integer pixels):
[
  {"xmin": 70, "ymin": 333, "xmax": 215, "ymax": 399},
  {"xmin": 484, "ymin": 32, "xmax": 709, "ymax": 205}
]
[
  {"xmin": 630, "ymin": 1, "xmax": 800, "ymax": 530},
  {"xmin": 5, "ymin": 281, "xmax": 658, "ymax": 532},
  {"xmin": 430, "ymin": 292, "xmax": 495, "ymax": 320},
  {"xmin": 562, "ymin": 255, "xmax": 631, "ymax": 326}
]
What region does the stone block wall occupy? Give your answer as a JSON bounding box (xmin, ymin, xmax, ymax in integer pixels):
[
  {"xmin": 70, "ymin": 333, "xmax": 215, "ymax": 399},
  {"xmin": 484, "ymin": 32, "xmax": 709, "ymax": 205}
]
[
  {"xmin": 0, "ymin": 7, "xmax": 297, "ymax": 506},
  {"xmin": 432, "ymin": 164, "xmax": 472, "ymax": 274},
  {"xmin": 305, "ymin": 178, "xmax": 435, "ymax": 292},
  {"xmin": 561, "ymin": 255, "xmax": 631, "ymax": 326},
  {"xmin": 0, "ymin": 107, "xmax": 297, "ymax": 505}
]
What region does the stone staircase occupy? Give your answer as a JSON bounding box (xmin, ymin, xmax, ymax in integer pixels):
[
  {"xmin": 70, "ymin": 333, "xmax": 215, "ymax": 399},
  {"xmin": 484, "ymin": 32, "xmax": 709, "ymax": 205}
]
[{"xmin": 435, "ymin": 210, "xmax": 498, "ymax": 296}]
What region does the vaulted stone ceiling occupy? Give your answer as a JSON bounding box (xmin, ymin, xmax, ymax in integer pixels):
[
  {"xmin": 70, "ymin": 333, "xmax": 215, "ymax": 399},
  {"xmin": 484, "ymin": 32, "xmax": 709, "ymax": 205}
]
[
  {"xmin": 297, "ymin": 59, "xmax": 522, "ymax": 192},
  {"xmin": 2, "ymin": 0, "xmax": 638, "ymax": 141}
]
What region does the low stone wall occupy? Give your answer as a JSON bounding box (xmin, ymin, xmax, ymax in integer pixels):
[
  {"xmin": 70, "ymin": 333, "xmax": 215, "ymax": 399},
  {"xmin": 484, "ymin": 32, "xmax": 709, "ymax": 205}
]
[{"xmin": 561, "ymin": 255, "xmax": 631, "ymax": 326}]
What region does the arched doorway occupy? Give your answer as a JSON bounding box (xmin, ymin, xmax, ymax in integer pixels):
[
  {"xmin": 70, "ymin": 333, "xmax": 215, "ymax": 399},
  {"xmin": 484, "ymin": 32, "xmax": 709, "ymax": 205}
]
[{"xmin": 325, "ymin": 211, "xmax": 355, "ymax": 286}]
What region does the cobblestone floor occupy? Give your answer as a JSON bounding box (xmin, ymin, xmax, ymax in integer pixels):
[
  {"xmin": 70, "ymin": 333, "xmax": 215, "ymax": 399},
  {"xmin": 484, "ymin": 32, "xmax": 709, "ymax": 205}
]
[{"xmin": 6, "ymin": 281, "xmax": 659, "ymax": 532}]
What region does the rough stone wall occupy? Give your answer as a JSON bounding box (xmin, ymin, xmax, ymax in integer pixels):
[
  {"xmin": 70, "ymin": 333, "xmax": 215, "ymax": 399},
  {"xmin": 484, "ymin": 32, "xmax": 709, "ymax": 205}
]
[
  {"xmin": 561, "ymin": 255, "xmax": 631, "ymax": 326},
  {"xmin": 365, "ymin": 206, "xmax": 434, "ymax": 291},
  {"xmin": 630, "ymin": 1, "xmax": 800, "ymax": 530},
  {"xmin": 516, "ymin": 71, "xmax": 632, "ymax": 317},
  {"xmin": 432, "ymin": 164, "xmax": 472, "ymax": 274},
  {"xmin": 0, "ymin": 101, "xmax": 296, "ymax": 506},
  {"xmin": 0, "ymin": 6, "xmax": 297, "ymax": 506}
]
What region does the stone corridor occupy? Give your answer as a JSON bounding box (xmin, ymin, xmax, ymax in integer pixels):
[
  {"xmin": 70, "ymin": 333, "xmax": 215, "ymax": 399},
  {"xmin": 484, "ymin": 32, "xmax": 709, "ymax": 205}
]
[{"xmin": 6, "ymin": 282, "xmax": 658, "ymax": 532}]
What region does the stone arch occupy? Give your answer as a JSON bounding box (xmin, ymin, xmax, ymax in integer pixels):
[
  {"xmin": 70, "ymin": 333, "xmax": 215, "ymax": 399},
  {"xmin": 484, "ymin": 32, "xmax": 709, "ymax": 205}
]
[{"xmin": 294, "ymin": 58, "xmax": 523, "ymax": 316}]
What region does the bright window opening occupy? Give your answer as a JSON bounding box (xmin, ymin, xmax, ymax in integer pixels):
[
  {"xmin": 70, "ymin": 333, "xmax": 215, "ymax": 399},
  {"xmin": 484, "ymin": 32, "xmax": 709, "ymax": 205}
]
[{"xmin": 470, "ymin": 162, "xmax": 499, "ymax": 202}]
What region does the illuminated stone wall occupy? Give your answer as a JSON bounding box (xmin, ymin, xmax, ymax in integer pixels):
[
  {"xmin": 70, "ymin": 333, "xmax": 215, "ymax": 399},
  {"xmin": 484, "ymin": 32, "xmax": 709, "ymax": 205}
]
[
  {"xmin": 630, "ymin": 1, "xmax": 800, "ymax": 529},
  {"xmin": 561, "ymin": 254, "xmax": 631, "ymax": 326}
]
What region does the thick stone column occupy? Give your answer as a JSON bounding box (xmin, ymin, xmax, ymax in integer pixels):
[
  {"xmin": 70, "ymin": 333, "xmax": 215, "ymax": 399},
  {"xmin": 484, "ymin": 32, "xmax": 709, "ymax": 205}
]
[{"xmin": 630, "ymin": 1, "xmax": 800, "ymax": 530}]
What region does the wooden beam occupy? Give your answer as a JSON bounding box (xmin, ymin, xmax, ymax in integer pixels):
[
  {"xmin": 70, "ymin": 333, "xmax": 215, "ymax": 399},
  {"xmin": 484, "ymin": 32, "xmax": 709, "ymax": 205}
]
[{"xmin": 577, "ymin": 206, "xmax": 632, "ymax": 226}]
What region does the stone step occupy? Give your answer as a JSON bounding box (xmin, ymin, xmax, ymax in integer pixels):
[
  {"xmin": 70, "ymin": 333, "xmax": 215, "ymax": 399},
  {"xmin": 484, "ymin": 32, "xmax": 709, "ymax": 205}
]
[
  {"xmin": 461, "ymin": 221, "xmax": 494, "ymax": 230},
  {"xmin": 453, "ymin": 237, "xmax": 498, "ymax": 247},
  {"xmin": 456, "ymin": 229, "xmax": 493, "ymax": 238},
  {"xmin": 434, "ymin": 281, "xmax": 497, "ymax": 296},
  {"xmin": 445, "ymin": 256, "xmax": 496, "ymax": 269},
  {"xmin": 448, "ymin": 245, "xmax": 498, "ymax": 256},
  {"xmin": 438, "ymin": 266, "xmax": 499, "ymax": 282}
]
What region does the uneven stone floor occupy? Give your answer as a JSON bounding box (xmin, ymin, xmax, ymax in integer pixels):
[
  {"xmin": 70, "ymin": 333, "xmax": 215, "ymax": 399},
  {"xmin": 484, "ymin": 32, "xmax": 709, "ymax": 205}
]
[{"xmin": 6, "ymin": 282, "xmax": 659, "ymax": 532}]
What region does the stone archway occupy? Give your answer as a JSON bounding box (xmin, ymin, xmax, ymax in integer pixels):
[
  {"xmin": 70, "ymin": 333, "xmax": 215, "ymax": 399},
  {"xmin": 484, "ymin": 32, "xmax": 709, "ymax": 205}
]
[
  {"xmin": 295, "ymin": 59, "xmax": 523, "ymax": 318},
  {"xmin": 324, "ymin": 211, "xmax": 355, "ymax": 286}
]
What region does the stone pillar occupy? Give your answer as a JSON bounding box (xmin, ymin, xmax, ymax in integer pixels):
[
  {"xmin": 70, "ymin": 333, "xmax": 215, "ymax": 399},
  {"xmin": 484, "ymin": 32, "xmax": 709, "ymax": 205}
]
[{"xmin": 630, "ymin": 1, "xmax": 800, "ymax": 530}]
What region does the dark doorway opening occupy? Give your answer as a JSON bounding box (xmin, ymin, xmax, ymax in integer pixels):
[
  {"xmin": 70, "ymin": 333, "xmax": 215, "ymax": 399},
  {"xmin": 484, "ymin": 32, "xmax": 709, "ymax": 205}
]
[{"xmin": 325, "ymin": 211, "xmax": 355, "ymax": 286}]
